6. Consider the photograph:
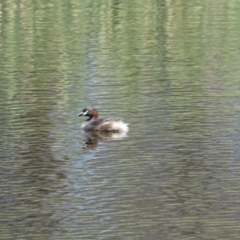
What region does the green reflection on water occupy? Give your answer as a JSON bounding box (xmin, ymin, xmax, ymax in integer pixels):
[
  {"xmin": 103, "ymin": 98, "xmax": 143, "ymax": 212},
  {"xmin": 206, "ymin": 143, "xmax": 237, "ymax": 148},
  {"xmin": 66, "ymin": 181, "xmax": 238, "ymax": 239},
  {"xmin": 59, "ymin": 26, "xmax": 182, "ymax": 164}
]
[{"xmin": 1, "ymin": 0, "xmax": 240, "ymax": 239}]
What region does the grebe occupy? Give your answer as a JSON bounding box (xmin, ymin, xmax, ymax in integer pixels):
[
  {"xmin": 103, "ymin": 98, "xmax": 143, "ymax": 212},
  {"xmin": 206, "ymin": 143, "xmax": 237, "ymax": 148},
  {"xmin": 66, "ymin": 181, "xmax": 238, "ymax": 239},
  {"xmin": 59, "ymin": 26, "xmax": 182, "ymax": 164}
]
[{"xmin": 78, "ymin": 107, "xmax": 129, "ymax": 132}]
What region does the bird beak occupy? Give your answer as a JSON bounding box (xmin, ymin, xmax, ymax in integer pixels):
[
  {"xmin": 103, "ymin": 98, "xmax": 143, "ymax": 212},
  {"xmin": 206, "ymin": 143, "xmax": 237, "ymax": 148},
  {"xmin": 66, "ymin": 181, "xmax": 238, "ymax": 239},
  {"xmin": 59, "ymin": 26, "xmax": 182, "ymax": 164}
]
[{"xmin": 78, "ymin": 110, "xmax": 88, "ymax": 116}]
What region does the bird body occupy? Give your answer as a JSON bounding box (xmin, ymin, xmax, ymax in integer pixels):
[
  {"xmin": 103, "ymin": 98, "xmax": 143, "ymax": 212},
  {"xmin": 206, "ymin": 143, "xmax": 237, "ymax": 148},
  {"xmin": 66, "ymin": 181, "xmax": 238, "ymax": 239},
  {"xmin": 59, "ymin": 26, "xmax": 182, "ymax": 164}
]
[{"xmin": 78, "ymin": 108, "xmax": 129, "ymax": 133}]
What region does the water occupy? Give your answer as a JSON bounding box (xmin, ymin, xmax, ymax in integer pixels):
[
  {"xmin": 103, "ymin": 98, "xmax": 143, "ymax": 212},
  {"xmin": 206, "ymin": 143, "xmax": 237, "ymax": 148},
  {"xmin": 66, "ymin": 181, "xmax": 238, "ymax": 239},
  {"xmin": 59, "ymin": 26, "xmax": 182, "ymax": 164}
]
[{"xmin": 1, "ymin": 0, "xmax": 240, "ymax": 239}]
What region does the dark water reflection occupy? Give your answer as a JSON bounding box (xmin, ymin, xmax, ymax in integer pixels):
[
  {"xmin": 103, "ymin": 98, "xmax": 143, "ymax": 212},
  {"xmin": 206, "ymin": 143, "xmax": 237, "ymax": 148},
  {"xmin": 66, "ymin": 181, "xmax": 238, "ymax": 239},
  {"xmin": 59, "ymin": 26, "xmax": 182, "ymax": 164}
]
[{"xmin": 1, "ymin": 0, "xmax": 240, "ymax": 239}]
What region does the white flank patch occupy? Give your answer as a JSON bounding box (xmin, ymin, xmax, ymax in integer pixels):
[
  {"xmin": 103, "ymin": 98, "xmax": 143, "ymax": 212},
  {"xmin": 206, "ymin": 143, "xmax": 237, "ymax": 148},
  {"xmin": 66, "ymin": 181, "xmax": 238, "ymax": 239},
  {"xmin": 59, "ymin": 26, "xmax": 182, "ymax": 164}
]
[{"xmin": 110, "ymin": 121, "xmax": 129, "ymax": 132}]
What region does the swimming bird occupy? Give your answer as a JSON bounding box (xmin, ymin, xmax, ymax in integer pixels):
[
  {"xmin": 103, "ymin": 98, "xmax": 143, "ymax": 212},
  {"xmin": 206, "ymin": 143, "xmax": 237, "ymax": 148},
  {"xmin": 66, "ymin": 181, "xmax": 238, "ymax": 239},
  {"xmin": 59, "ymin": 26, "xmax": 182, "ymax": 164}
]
[{"xmin": 78, "ymin": 107, "xmax": 129, "ymax": 133}]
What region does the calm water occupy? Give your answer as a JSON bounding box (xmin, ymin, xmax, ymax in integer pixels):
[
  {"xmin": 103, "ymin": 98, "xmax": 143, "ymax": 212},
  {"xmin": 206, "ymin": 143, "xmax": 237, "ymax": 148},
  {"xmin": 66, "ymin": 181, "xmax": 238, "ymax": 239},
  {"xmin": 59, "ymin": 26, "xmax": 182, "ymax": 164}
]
[{"xmin": 1, "ymin": 0, "xmax": 240, "ymax": 239}]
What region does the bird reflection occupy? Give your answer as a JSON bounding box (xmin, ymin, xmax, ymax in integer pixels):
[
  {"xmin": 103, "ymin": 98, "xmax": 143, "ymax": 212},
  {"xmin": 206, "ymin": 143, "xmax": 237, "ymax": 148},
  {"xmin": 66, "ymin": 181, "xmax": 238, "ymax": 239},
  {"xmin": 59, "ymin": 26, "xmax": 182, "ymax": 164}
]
[{"xmin": 82, "ymin": 130, "xmax": 128, "ymax": 149}]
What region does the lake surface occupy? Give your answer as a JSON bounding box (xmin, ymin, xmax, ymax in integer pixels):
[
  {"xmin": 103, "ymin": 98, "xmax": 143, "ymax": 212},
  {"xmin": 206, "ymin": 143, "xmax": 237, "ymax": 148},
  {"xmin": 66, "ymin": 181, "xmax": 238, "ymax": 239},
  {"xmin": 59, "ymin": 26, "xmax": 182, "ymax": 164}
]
[{"xmin": 1, "ymin": 1, "xmax": 240, "ymax": 239}]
